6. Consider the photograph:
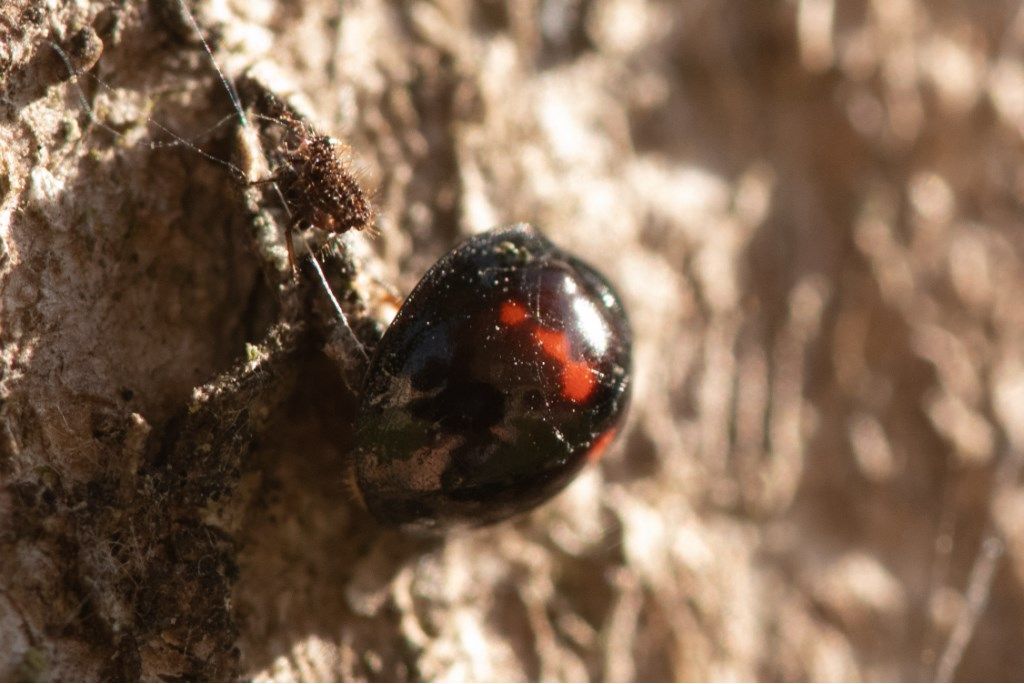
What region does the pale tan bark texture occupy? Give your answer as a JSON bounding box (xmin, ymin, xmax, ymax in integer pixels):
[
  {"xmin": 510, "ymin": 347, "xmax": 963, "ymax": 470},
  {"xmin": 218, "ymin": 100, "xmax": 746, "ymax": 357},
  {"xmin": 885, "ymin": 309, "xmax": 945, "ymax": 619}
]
[{"xmin": 3, "ymin": 0, "xmax": 1024, "ymax": 680}]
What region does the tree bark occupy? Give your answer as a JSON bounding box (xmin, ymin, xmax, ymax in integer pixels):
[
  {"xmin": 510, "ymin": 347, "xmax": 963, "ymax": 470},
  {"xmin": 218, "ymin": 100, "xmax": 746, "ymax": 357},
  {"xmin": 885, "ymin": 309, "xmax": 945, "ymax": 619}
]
[{"xmin": 3, "ymin": 0, "xmax": 1024, "ymax": 680}]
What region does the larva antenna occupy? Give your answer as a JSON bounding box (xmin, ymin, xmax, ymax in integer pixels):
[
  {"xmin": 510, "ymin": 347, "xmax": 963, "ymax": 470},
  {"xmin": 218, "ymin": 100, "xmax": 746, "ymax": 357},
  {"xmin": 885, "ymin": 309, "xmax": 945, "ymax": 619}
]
[
  {"xmin": 48, "ymin": 40, "xmax": 249, "ymax": 178},
  {"xmin": 48, "ymin": 41, "xmax": 126, "ymax": 142},
  {"xmin": 177, "ymin": 0, "xmax": 249, "ymax": 129}
]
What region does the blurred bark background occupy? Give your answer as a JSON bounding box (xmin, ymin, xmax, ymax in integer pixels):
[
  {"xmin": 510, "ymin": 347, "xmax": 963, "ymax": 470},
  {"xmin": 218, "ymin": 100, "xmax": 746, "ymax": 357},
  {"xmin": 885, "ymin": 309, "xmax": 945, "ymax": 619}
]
[{"xmin": 3, "ymin": 0, "xmax": 1024, "ymax": 680}]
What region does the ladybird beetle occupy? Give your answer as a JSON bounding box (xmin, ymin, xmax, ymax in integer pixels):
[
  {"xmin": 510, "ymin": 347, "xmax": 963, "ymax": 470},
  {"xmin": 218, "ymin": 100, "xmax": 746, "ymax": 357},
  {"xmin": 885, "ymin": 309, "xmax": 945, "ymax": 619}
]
[{"xmin": 351, "ymin": 224, "xmax": 632, "ymax": 530}]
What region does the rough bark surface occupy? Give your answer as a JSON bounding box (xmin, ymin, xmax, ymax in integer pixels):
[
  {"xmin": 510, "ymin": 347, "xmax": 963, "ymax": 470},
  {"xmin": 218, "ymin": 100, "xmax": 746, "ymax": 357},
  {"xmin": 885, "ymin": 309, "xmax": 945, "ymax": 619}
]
[{"xmin": 3, "ymin": 0, "xmax": 1024, "ymax": 680}]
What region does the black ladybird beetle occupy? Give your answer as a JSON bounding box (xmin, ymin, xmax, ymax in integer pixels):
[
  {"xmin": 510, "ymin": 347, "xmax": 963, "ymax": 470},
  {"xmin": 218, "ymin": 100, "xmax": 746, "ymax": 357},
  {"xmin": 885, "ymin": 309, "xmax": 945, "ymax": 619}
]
[{"xmin": 351, "ymin": 224, "xmax": 632, "ymax": 530}]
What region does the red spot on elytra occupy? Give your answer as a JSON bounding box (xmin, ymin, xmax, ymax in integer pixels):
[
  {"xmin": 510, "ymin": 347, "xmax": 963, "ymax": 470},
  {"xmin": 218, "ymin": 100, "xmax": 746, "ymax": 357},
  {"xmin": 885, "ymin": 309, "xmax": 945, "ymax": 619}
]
[
  {"xmin": 533, "ymin": 328, "xmax": 596, "ymax": 403},
  {"xmin": 500, "ymin": 300, "xmax": 598, "ymax": 404},
  {"xmin": 499, "ymin": 300, "xmax": 529, "ymax": 326},
  {"xmin": 585, "ymin": 428, "xmax": 618, "ymax": 462},
  {"xmin": 562, "ymin": 361, "xmax": 596, "ymax": 402},
  {"xmin": 533, "ymin": 327, "xmax": 570, "ymax": 363}
]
